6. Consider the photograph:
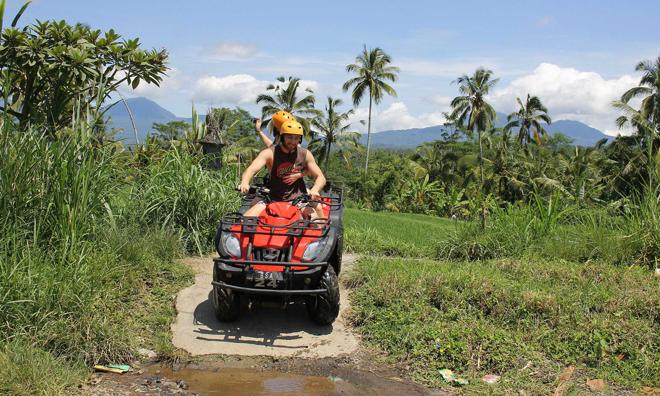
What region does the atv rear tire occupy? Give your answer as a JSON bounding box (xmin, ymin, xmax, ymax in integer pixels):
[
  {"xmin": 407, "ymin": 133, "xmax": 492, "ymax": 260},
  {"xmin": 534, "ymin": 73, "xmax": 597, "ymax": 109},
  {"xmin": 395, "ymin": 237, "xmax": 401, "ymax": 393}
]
[
  {"xmin": 212, "ymin": 285, "xmax": 240, "ymax": 322},
  {"xmin": 306, "ymin": 266, "xmax": 340, "ymax": 325}
]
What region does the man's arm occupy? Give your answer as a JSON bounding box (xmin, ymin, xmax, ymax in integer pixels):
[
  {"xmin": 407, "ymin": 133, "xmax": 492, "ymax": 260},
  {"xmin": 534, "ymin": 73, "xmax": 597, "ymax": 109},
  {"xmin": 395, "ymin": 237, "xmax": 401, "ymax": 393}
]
[
  {"xmin": 239, "ymin": 149, "xmax": 272, "ymax": 194},
  {"xmin": 254, "ymin": 118, "xmax": 274, "ymax": 147},
  {"xmin": 304, "ymin": 150, "xmax": 326, "ymax": 199}
]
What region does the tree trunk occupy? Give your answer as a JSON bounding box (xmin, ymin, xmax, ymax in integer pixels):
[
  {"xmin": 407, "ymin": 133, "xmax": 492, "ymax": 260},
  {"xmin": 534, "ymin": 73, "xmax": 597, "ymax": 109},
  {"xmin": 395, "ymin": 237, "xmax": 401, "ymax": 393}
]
[
  {"xmin": 119, "ymin": 93, "xmax": 139, "ymax": 145},
  {"xmin": 324, "ymin": 139, "xmax": 331, "ymax": 174},
  {"xmin": 646, "ymin": 127, "xmax": 655, "ymax": 189},
  {"xmin": 478, "ymin": 128, "xmax": 486, "ymax": 230},
  {"xmin": 365, "ymin": 94, "xmax": 373, "ymax": 176}
]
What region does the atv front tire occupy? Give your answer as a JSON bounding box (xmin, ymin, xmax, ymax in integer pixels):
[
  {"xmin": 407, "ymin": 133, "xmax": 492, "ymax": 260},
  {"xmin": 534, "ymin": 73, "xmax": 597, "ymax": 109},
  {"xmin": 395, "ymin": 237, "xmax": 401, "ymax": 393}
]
[
  {"xmin": 306, "ymin": 266, "xmax": 340, "ymax": 325},
  {"xmin": 212, "ymin": 285, "xmax": 240, "ymax": 322}
]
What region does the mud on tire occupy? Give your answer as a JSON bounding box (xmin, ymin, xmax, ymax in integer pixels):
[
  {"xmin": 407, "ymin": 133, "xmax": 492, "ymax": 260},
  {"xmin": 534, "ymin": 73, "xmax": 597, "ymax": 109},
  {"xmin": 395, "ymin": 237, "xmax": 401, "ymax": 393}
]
[{"xmin": 306, "ymin": 266, "xmax": 340, "ymax": 325}]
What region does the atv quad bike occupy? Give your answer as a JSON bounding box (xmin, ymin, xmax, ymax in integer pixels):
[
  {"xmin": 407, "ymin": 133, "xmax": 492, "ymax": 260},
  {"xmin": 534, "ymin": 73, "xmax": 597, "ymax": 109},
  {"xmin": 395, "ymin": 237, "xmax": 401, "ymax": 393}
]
[{"xmin": 212, "ymin": 180, "xmax": 344, "ymax": 325}]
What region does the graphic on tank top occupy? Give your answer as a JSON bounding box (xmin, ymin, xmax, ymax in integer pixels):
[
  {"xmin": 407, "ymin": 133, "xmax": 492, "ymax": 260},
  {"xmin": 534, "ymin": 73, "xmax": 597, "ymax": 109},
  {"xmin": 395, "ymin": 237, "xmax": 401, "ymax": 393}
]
[{"xmin": 275, "ymin": 161, "xmax": 304, "ymax": 179}]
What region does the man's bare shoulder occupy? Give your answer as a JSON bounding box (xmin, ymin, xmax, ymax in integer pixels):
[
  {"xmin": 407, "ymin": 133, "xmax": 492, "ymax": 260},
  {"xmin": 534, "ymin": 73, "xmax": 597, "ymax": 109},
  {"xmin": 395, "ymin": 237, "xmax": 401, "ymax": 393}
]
[
  {"xmin": 258, "ymin": 147, "xmax": 274, "ymax": 158},
  {"xmin": 304, "ymin": 148, "xmax": 318, "ymax": 162}
]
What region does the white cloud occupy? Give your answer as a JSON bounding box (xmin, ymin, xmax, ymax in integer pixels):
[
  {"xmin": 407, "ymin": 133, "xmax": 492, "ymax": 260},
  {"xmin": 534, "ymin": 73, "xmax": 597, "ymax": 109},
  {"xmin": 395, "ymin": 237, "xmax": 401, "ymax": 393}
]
[
  {"xmin": 489, "ymin": 63, "xmax": 638, "ymax": 135},
  {"xmin": 191, "ymin": 74, "xmax": 322, "ymax": 109},
  {"xmin": 129, "ymin": 67, "xmax": 184, "ymax": 99},
  {"xmin": 266, "ymin": 77, "xmax": 320, "ymax": 93},
  {"xmin": 298, "ymin": 79, "xmax": 320, "ymax": 93},
  {"xmin": 349, "ymin": 102, "xmax": 446, "ymax": 132},
  {"xmin": 193, "ymin": 74, "xmax": 268, "ymax": 105},
  {"xmin": 208, "ymin": 41, "xmax": 258, "ymax": 59}
]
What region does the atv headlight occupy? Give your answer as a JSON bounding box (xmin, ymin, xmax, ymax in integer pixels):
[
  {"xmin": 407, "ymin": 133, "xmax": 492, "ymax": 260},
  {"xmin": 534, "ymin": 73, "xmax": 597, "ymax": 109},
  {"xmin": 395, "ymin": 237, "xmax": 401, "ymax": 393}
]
[
  {"xmin": 221, "ymin": 233, "xmax": 241, "ymax": 257},
  {"xmin": 303, "ymin": 238, "xmax": 327, "ymax": 261}
]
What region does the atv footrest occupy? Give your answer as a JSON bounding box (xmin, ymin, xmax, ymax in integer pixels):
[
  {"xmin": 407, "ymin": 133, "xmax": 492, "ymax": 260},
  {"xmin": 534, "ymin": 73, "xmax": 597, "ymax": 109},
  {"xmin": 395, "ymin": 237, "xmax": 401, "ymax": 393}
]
[{"xmin": 212, "ymin": 280, "xmax": 327, "ymax": 295}]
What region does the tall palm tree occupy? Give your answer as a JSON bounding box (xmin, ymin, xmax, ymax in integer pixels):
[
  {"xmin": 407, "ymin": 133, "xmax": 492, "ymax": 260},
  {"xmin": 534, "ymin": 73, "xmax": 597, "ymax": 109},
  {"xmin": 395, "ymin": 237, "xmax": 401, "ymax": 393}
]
[
  {"xmin": 256, "ymin": 76, "xmax": 320, "ymax": 138},
  {"xmin": 446, "ymin": 68, "xmax": 499, "ymax": 229},
  {"xmin": 619, "ymin": 56, "xmax": 660, "ymax": 131},
  {"xmin": 504, "ymin": 94, "xmax": 552, "ymax": 148},
  {"xmin": 309, "ymin": 97, "xmax": 360, "ymax": 173},
  {"xmin": 613, "ymin": 56, "xmax": 660, "ymax": 188},
  {"xmin": 343, "ymin": 46, "xmax": 399, "ymax": 175}
]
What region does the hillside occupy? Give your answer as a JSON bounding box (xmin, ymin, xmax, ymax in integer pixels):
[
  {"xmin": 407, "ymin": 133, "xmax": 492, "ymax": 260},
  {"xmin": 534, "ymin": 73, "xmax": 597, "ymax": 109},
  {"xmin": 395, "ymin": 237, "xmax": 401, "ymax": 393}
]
[
  {"xmin": 363, "ymin": 112, "xmax": 612, "ymax": 149},
  {"xmin": 107, "ymin": 97, "xmax": 613, "ymax": 147},
  {"xmin": 105, "ymin": 97, "xmax": 180, "ymax": 143}
]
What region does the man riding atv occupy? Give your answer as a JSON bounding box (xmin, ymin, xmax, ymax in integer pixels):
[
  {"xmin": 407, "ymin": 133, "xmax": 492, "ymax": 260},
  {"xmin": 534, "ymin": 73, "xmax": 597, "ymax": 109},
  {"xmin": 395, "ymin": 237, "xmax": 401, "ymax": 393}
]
[
  {"xmin": 239, "ymin": 119, "xmax": 326, "ymax": 220},
  {"xmin": 212, "ymin": 119, "xmax": 343, "ymax": 325}
]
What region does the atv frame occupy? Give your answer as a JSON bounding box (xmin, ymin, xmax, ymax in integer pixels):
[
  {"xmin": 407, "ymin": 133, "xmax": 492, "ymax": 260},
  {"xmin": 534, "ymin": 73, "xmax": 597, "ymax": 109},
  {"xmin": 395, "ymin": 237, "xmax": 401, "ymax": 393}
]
[{"xmin": 211, "ymin": 180, "xmax": 344, "ymax": 325}]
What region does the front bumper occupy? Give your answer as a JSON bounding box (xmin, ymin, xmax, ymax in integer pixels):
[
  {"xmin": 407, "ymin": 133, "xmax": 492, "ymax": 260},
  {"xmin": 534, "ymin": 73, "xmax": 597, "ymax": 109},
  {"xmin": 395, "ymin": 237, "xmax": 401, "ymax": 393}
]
[{"xmin": 212, "ymin": 257, "xmax": 328, "ymax": 296}]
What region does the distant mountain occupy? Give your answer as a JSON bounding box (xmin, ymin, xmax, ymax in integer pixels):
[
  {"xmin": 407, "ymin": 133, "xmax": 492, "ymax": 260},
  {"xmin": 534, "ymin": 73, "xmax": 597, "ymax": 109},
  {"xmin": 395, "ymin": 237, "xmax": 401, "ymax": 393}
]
[
  {"xmin": 107, "ymin": 97, "xmax": 612, "ymax": 148},
  {"xmin": 363, "ymin": 112, "xmax": 612, "ymax": 149},
  {"xmin": 105, "ymin": 97, "xmax": 180, "ymax": 143}
]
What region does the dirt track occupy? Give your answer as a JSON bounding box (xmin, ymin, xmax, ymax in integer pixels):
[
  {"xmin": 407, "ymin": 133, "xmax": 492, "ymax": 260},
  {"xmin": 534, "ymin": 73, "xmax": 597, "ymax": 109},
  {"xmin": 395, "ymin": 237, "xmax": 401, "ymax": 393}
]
[
  {"xmin": 171, "ymin": 254, "xmax": 360, "ymax": 358},
  {"xmin": 85, "ymin": 253, "xmax": 444, "ymax": 395}
]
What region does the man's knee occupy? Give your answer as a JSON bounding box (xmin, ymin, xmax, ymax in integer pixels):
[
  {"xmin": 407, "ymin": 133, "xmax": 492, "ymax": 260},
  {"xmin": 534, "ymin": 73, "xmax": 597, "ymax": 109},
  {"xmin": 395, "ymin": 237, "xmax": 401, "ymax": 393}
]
[{"xmin": 244, "ymin": 203, "xmax": 266, "ymax": 217}]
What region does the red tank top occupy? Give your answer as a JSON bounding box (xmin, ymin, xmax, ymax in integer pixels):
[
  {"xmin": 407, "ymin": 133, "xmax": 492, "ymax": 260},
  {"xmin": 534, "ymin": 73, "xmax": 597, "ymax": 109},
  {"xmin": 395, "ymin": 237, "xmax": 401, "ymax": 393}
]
[{"xmin": 268, "ymin": 144, "xmax": 308, "ymax": 201}]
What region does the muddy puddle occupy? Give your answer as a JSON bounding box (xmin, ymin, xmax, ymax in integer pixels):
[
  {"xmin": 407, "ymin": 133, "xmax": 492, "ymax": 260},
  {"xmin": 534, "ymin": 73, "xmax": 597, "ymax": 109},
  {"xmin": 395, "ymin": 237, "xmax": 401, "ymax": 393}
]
[
  {"xmin": 152, "ymin": 366, "xmax": 359, "ymax": 395},
  {"xmin": 85, "ymin": 356, "xmax": 436, "ymax": 395}
]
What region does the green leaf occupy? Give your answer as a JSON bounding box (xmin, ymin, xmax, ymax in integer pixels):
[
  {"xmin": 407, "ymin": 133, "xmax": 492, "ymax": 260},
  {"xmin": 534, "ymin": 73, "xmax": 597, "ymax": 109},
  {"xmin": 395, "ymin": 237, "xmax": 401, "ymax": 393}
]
[
  {"xmin": 11, "ymin": 1, "xmax": 31, "ymax": 28},
  {"xmin": 0, "ymin": 0, "xmax": 6, "ymax": 33}
]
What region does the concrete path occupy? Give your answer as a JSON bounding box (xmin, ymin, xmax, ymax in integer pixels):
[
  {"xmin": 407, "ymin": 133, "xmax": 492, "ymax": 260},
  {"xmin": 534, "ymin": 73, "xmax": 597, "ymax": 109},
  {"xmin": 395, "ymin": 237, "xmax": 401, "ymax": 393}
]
[{"xmin": 171, "ymin": 254, "xmax": 360, "ymax": 358}]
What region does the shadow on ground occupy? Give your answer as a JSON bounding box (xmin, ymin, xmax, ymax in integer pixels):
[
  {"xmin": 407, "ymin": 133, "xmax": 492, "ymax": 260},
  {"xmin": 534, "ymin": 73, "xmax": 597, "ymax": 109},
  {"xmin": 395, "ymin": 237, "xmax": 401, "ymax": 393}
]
[
  {"xmin": 171, "ymin": 256, "xmax": 359, "ymax": 357},
  {"xmin": 192, "ymin": 291, "xmax": 333, "ymax": 348}
]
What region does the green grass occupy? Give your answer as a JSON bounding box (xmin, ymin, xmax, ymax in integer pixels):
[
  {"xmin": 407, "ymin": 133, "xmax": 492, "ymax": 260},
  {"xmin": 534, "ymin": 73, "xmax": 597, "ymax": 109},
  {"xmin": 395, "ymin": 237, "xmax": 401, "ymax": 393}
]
[
  {"xmin": 0, "ymin": 122, "xmax": 222, "ymax": 393},
  {"xmin": 348, "ymin": 256, "xmax": 659, "ymax": 394},
  {"xmin": 0, "ymin": 227, "xmax": 193, "ymax": 394},
  {"xmin": 345, "ymin": 208, "xmax": 455, "ymax": 257},
  {"xmin": 0, "ymin": 341, "xmax": 87, "ymax": 395},
  {"xmin": 437, "ymin": 193, "xmax": 658, "ymax": 267}
]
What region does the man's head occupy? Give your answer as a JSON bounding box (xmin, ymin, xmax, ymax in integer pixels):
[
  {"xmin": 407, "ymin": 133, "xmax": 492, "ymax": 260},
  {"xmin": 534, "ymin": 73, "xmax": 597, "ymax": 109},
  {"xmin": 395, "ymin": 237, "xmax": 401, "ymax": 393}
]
[{"xmin": 279, "ymin": 120, "xmax": 304, "ymax": 151}]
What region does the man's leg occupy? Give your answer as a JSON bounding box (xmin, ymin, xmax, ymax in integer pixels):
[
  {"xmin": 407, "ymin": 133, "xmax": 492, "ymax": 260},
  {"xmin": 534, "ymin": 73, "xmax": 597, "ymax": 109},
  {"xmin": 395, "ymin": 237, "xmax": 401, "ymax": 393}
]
[
  {"xmin": 302, "ymin": 202, "xmax": 326, "ymax": 221},
  {"xmin": 244, "ymin": 202, "xmax": 266, "ymax": 217}
]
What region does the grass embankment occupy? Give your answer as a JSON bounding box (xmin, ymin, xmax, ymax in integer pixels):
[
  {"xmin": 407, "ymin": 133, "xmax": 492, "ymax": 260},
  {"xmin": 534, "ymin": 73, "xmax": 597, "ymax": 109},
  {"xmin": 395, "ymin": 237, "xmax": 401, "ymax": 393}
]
[
  {"xmin": 0, "ymin": 123, "xmax": 238, "ymax": 394},
  {"xmin": 345, "ymin": 206, "xmax": 659, "ymax": 393},
  {"xmin": 345, "ymin": 208, "xmax": 454, "ymax": 257}
]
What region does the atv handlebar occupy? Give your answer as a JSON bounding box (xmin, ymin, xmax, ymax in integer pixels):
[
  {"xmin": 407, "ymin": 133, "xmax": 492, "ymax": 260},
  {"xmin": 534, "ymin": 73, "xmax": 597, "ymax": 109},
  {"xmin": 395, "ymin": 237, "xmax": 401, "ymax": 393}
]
[
  {"xmin": 238, "ymin": 185, "xmax": 342, "ymax": 208},
  {"xmin": 236, "ymin": 186, "xmax": 272, "ymax": 201}
]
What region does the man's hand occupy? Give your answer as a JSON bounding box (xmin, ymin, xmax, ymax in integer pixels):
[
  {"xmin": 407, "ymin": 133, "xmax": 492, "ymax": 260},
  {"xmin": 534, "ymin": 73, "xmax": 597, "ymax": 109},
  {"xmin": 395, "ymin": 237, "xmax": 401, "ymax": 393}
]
[
  {"xmin": 309, "ymin": 188, "xmax": 321, "ymax": 201},
  {"xmin": 239, "ymin": 182, "xmax": 250, "ymax": 194},
  {"xmin": 282, "ymin": 171, "xmax": 303, "ymax": 185},
  {"xmin": 254, "ymin": 118, "xmax": 262, "ymax": 134}
]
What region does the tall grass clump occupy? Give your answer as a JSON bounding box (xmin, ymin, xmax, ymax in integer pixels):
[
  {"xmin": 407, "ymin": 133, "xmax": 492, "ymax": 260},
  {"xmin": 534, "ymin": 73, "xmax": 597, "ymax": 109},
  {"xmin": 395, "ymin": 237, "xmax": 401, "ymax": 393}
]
[
  {"xmin": 130, "ymin": 146, "xmax": 240, "ymax": 254},
  {"xmin": 437, "ymin": 190, "xmax": 659, "ymax": 266},
  {"xmin": 0, "ymin": 117, "xmax": 195, "ymax": 393},
  {"xmin": 0, "ymin": 119, "xmax": 114, "ymax": 251}
]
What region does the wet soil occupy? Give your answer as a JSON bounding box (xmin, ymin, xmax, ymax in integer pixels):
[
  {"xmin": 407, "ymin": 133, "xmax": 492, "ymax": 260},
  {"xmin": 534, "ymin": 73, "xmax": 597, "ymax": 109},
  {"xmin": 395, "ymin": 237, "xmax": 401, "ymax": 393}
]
[{"xmin": 83, "ymin": 353, "xmax": 445, "ymax": 395}]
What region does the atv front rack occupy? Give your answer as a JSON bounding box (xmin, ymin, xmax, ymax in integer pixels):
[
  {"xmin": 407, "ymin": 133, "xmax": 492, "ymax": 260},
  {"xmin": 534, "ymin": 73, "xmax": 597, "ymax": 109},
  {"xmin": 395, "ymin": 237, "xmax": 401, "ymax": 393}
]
[
  {"xmin": 212, "ymin": 280, "xmax": 328, "ymax": 295},
  {"xmin": 221, "ymin": 213, "xmax": 331, "ymax": 237}
]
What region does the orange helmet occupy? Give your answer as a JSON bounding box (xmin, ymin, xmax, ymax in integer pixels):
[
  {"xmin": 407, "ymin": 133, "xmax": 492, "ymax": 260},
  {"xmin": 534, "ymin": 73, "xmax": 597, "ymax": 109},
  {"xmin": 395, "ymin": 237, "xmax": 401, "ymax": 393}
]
[
  {"xmin": 271, "ymin": 111, "xmax": 296, "ymax": 130},
  {"xmin": 279, "ymin": 120, "xmax": 304, "ymax": 136}
]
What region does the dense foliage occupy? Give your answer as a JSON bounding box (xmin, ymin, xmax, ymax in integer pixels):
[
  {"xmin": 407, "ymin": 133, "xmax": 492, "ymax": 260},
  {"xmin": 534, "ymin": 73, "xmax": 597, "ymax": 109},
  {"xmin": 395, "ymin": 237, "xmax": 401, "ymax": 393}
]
[
  {"xmin": 0, "ymin": 2, "xmax": 168, "ymax": 131},
  {"xmin": 0, "ymin": 111, "xmax": 240, "ymax": 393}
]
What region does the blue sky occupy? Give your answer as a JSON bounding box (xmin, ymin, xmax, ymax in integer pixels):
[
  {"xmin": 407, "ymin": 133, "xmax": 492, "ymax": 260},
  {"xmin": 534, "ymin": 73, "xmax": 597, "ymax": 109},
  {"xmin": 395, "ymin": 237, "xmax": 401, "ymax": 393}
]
[{"xmin": 7, "ymin": 0, "xmax": 660, "ymax": 134}]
